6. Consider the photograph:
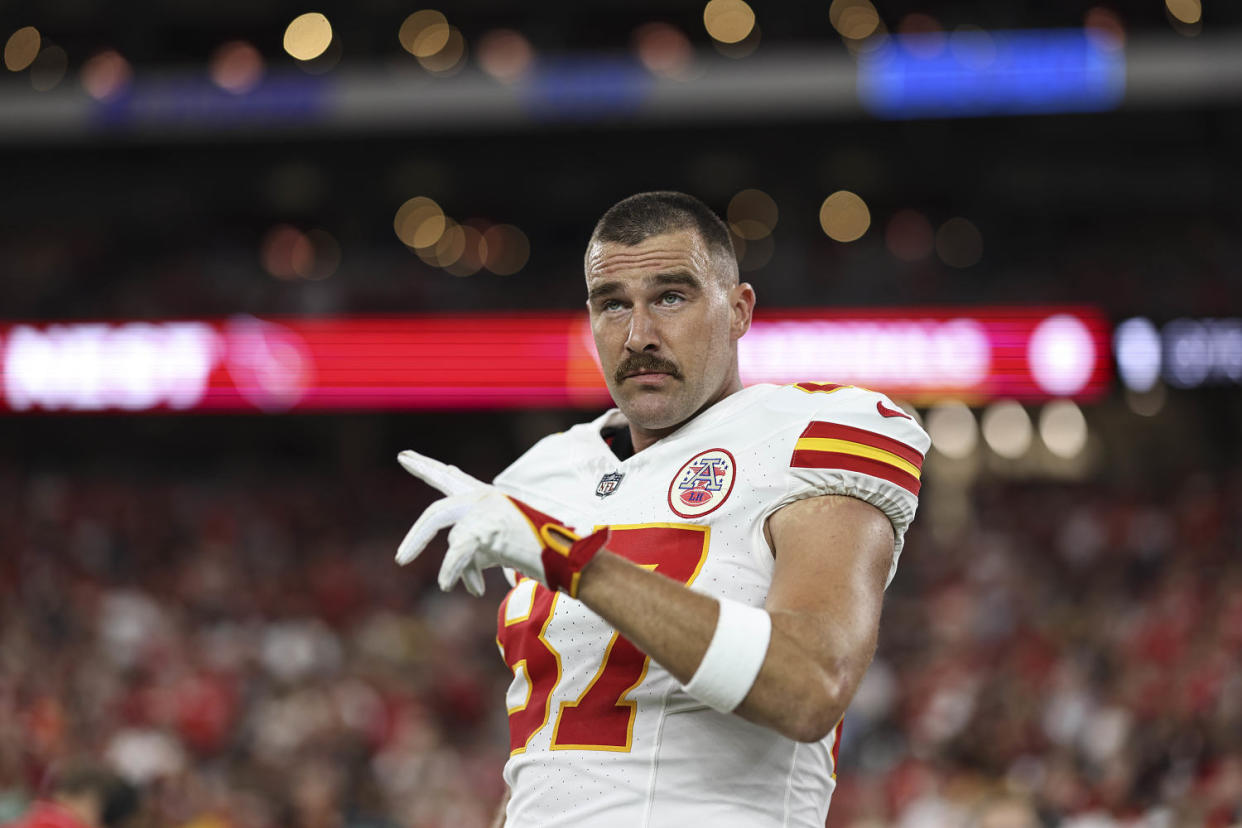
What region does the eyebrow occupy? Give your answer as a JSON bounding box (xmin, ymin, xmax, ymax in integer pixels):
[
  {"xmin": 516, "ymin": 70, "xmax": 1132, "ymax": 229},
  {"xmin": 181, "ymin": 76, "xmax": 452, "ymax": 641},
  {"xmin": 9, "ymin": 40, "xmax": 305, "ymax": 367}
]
[{"xmin": 586, "ymin": 271, "xmax": 704, "ymax": 302}]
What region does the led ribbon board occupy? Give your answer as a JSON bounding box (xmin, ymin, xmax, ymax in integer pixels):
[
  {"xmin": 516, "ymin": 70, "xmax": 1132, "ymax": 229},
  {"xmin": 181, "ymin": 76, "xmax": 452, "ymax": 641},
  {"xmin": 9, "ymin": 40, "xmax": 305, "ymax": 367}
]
[
  {"xmin": 0, "ymin": 308, "xmax": 1109, "ymax": 413},
  {"xmin": 1115, "ymin": 317, "xmax": 1242, "ymax": 391},
  {"xmin": 858, "ymin": 29, "xmax": 1125, "ymax": 119}
]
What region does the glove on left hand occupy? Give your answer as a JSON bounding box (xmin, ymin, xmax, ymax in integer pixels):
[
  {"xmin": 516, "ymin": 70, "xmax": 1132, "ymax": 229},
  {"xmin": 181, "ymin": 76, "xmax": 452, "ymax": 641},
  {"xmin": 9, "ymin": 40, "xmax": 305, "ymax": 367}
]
[{"xmin": 395, "ymin": 450, "xmax": 609, "ymax": 598}]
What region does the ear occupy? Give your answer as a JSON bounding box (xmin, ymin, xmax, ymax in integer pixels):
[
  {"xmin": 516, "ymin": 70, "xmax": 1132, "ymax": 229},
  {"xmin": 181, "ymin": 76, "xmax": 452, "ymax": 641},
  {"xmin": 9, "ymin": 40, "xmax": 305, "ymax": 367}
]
[{"xmin": 729, "ymin": 282, "xmax": 756, "ymax": 341}]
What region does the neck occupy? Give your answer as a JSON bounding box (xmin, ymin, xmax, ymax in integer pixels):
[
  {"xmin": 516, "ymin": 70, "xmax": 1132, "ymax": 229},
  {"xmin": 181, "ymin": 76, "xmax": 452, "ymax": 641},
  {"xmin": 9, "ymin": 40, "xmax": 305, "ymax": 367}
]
[{"xmin": 628, "ymin": 373, "xmax": 743, "ymax": 454}]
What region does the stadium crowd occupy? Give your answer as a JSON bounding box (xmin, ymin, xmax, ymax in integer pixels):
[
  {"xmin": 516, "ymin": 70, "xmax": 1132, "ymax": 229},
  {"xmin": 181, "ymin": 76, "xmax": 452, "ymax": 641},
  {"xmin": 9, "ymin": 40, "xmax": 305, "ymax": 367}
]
[{"xmin": 2, "ymin": 449, "xmax": 1240, "ymax": 827}]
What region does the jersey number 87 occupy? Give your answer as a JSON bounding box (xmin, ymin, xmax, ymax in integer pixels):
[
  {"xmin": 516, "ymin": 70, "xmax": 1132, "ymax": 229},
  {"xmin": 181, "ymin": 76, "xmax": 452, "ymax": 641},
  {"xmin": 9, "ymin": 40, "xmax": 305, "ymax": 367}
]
[{"xmin": 496, "ymin": 524, "xmax": 710, "ymax": 754}]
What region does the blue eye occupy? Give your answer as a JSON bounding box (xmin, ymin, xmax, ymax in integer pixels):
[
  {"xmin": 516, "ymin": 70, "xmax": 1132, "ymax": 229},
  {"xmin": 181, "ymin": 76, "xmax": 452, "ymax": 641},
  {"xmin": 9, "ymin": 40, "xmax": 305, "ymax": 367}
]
[
  {"xmin": 601, "ymin": 299, "xmax": 623, "ymax": 311},
  {"xmin": 660, "ymin": 293, "xmax": 684, "ymax": 305}
]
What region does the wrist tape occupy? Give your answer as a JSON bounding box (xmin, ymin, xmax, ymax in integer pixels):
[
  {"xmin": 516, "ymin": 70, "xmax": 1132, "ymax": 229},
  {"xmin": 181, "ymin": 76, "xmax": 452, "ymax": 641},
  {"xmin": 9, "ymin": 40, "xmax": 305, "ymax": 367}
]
[{"xmin": 683, "ymin": 597, "xmax": 772, "ymax": 713}]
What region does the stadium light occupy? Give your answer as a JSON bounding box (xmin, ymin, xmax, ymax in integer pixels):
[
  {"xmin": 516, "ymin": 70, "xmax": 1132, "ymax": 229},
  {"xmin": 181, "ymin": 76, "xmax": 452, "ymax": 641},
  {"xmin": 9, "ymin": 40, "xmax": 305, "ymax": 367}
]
[
  {"xmin": 926, "ymin": 400, "xmax": 978, "ymax": 460},
  {"xmin": 1039, "ymin": 400, "xmax": 1088, "ymax": 459},
  {"xmin": 284, "ymin": 13, "xmax": 333, "ymax": 61},
  {"xmin": 981, "ymin": 400, "xmax": 1032, "ymax": 459},
  {"xmin": 1114, "ymin": 317, "xmax": 1161, "ymax": 393},
  {"xmin": 820, "ymin": 191, "xmax": 870, "ymax": 243}
]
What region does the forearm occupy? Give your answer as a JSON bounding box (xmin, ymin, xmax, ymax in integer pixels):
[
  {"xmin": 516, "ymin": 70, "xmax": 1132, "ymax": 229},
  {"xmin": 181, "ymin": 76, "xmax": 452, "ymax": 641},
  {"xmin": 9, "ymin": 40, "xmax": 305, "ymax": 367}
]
[{"xmin": 575, "ymin": 549, "xmax": 848, "ymax": 740}]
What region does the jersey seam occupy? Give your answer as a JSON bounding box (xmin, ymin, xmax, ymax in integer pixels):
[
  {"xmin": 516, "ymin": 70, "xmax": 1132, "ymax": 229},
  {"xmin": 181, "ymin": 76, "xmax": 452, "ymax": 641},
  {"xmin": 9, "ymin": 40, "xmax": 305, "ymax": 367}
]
[
  {"xmin": 782, "ymin": 740, "xmax": 799, "ymax": 828},
  {"xmin": 641, "ymin": 689, "xmax": 675, "ymax": 828}
]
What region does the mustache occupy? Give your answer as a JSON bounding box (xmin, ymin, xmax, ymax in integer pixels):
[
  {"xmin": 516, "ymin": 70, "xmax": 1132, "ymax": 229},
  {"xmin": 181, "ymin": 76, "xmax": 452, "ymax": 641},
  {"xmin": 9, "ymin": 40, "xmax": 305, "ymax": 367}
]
[{"xmin": 615, "ymin": 354, "xmax": 683, "ymax": 383}]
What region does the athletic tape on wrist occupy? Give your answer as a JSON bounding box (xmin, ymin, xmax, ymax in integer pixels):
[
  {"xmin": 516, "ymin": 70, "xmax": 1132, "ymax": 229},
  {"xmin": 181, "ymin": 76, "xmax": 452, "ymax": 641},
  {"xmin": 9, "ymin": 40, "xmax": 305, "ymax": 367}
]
[{"xmin": 683, "ymin": 598, "xmax": 772, "ymax": 713}]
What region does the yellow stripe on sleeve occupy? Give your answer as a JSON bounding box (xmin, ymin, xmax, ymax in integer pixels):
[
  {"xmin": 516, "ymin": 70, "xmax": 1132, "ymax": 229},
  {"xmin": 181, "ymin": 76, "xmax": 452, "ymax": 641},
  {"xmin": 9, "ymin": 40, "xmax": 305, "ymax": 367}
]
[{"xmin": 793, "ymin": 437, "xmax": 922, "ymax": 479}]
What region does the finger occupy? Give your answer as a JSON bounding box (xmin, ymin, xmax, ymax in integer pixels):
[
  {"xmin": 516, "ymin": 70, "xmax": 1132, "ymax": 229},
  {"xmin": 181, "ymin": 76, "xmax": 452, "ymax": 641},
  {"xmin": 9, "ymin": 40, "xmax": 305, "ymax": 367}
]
[
  {"xmin": 397, "ymin": 450, "xmax": 484, "ymax": 496},
  {"xmin": 437, "ymin": 534, "xmax": 479, "ymax": 592},
  {"xmin": 462, "ymin": 563, "xmax": 486, "ymax": 597},
  {"xmin": 395, "ymin": 495, "xmax": 474, "ymax": 565}
]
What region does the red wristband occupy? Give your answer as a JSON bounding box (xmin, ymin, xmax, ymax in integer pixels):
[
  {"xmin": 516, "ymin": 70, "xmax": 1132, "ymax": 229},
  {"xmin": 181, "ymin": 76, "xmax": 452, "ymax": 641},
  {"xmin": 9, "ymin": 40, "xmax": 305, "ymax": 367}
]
[{"xmin": 505, "ymin": 496, "xmax": 610, "ymax": 598}]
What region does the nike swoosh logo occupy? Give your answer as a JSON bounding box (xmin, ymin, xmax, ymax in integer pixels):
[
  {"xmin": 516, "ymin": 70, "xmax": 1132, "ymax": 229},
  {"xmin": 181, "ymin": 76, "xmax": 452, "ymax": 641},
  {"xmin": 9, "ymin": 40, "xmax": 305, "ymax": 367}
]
[{"xmin": 877, "ymin": 400, "xmax": 912, "ymax": 420}]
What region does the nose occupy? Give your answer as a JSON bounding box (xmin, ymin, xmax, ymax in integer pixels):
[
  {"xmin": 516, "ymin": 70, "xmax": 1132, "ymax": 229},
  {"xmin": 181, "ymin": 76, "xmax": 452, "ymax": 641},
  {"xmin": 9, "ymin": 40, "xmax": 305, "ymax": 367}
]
[{"xmin": 624, "ymin": 305, "xmax": 661, "ymax": 353}]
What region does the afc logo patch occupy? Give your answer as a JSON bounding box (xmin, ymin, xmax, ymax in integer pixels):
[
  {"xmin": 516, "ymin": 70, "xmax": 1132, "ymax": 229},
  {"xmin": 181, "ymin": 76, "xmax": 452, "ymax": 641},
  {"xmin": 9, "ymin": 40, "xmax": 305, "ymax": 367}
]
[
  {"xmin": 668, "ymin": 448, "xmax": 737, "ymax": 518},
  {"xmin": 596, "ymin": 471, "xmax": 624, "ymax": 498}
]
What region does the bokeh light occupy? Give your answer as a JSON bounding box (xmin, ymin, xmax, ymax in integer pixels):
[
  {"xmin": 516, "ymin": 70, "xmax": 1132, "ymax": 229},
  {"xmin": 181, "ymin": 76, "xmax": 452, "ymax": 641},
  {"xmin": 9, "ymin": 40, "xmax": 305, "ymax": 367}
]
[
  {"xmin": 1085, "ymin": 7, "xmax": 1126, "ymax": 47},
  {"xmin": 926, "ymin": 400, "xmax": 977, "ymax": 459},
  {"xmin": 634, "ymin": 23, "xmax": 693, "ymax": 80},
  {"xmin": 935, "ymin": 217, "xmax": 983, "ymax": 268},
  {"xmin": 829, "ymin": 0, "xmax": 881, "ymax": 41},
  {"xmin": 305, "ymin": 229, "xmax": 341, "ymax": 280},
  {"xmin": 898, "ymin": 13, "xmax": 943, "ymax": 35},
  {"xmin": 477, "ymin": 29, "xmax": 534, "ymax": 84},
  {"xmin": 81, "ymin": 50, "xmax": 132, "ymax": 101},
  {"xmin": 418, "ymin": 27, "xmax": 466, "ymax": 75},
  {"xmin": 210, "ymin": 41, "xmax": 264, "ymax": 94},
  {"xmin": 284, "ymin": 13, "xmax": 334, "ymax": 62},
  {"xmin": 29, "ymin": 44, "xmax": 68, "ymax": 91},
  {"xmin": 727, "ymin": 189, "xmax": 778, "ymax": 241},
  {"xmin": 394, "ymin": 197, "xmax": 447, "ymax": 250},
  {"xmin": 703, "ymin": 0, "xmax": 756, "ymax": 45},
  {"xmin": 1125, "ymin": 384, "xmax": 1166, "ymax": 418},
  {"xmin": 483, "ymin": 225, "xmax": 530, "ymax": 275},
  {"xmin": 1028, "ymin": 314, "xmax": 1097, "ymax": 397},
  {"xmin": 950, "ymin": 26, "xmax": 996, "ymax": 71},
  {"xmin": 885, "ymin": 209, "xmax": 934, "ymax": 261},
  {"xmin": 4, "ymin": 26, "xmax": 40, "ymax": 72},
  {"xmin": 981, "ymin": 400, "xmax": 1032, "ymax": 459},
  {"xmin": 819, "ymin": 191, "xmax": 870, "ymax": 243},
  {"xmin": 1114, "ymin": 317, "xmax": 1162, "ymax": 393},
  {"xmin": 444, "ymin": 224, "xmax": 487, "ymax": 277},
  {"xmin": 897, "ymin": 13, "xmax": 945, "ymax": 58},
  {"xmin": 417, "ymin": 218, "xmax": 465, "ymax": 268},
  {"xmin": 261, "ymin": 225, "xmax": 315, "ymax": 280},
  {"xmin": 733, "ymin": 233, "xmax": 774, "ymax": 272},
  {"xmin": 1165, "ymin": 0, "xmax": 1202, "ymax": 25},
  {"xmin": 1039, "ymin": 400, "xmax": 1088, "ymax": 459},
  {"xmin": 399, "ymin": 10, "xmax": 450, "ymax": 58}
]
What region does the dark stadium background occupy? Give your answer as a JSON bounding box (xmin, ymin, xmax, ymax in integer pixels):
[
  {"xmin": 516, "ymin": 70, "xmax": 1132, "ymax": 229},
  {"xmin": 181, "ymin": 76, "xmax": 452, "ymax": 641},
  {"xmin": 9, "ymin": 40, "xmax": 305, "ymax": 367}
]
[{"xmin": 2, "ymin": 2, "xmax": 1240, "ymax": 826}]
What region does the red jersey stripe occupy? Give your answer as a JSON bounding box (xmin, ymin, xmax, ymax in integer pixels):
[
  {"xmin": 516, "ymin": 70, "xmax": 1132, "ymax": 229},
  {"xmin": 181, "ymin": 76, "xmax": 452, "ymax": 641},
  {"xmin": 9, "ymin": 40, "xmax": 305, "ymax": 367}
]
[
  {"xmin": 790, "ymin": 449, "xmax": 921, "ymax": 495},
  {"xmin": 797, "ymin": 421, "xmax": 924, "ymax": 468}
]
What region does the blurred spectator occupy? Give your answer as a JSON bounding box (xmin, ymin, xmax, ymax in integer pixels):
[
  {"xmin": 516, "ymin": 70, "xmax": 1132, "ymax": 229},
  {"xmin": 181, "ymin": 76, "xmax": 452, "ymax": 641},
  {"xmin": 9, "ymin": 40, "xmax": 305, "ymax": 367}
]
[
  {"xmin": 4, "ymin": 761, "xmax": 138, "ymax": 828},
  {"xmin": 2, "ymin": 454, "xmax": 1240, "ymax": 826}
]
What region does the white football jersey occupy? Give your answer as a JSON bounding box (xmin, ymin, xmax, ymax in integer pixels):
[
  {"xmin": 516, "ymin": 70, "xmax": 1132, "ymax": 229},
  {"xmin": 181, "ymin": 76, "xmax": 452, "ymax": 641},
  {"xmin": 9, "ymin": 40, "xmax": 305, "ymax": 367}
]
[{"xmin": 491, "ymin": 382, "xmax": 930, "ymax": 828}]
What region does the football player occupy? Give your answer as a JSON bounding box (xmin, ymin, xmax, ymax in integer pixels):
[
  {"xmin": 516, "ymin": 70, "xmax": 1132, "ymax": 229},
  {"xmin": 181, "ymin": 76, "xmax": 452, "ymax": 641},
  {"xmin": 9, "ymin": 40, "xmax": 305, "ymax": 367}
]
[{"xmin": 396, "ymin": 192, "xmax": 929, "ymax": 827}]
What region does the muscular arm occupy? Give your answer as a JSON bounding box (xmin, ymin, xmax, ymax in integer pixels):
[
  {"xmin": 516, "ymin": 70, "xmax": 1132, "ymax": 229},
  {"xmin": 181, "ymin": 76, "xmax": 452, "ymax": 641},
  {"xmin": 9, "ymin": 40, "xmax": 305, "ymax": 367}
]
[{"xmin": 574, "ymin": 493, "xmax": 893, "ymax": 742}]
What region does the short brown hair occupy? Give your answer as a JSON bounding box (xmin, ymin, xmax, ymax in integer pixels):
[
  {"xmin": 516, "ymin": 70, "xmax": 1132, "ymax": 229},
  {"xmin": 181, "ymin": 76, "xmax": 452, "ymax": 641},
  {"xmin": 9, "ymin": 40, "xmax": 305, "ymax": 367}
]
[{"xmin": 589, "ymin": 191, "xmax": 738, "ymax": 281}]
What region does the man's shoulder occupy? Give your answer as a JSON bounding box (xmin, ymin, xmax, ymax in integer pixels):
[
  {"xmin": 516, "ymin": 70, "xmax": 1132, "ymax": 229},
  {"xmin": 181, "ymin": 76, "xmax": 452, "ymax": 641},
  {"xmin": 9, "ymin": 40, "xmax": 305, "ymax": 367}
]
[
  {"xmin": 736, "ymin": 383, "xmax": 927, "ymax": 445},
  {"xmin": 722, "ymin": 384, "xmax": 931, "ymax": 494}
]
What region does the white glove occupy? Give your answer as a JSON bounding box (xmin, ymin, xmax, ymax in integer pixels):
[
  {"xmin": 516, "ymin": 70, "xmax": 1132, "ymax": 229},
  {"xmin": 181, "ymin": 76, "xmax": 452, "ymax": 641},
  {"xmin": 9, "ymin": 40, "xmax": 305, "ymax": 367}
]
[{"xmin": 395, "ymin": 450, "xmax": 610, "ymax": 598}]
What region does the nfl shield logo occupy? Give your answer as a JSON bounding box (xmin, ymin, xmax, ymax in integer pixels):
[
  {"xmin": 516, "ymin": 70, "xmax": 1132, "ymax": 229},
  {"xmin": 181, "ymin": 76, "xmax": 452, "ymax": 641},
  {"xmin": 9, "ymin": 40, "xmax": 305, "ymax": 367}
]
[{"xmin": 596, "ymin": 471, "xmax": 624, "ymax": 498}]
